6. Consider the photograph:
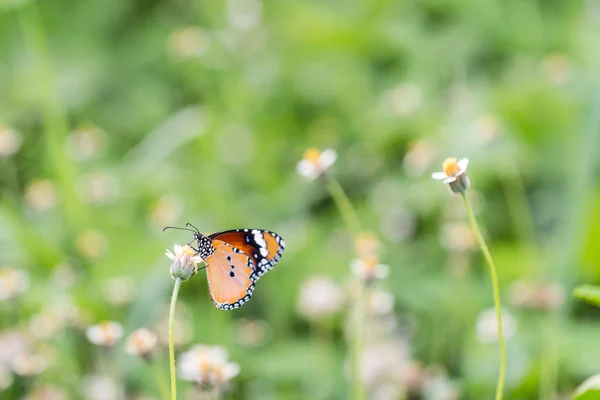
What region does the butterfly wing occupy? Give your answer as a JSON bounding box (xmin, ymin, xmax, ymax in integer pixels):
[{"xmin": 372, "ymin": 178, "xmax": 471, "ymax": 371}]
[
  {"xmin": 204, "ymin": 239, "xmax": 258, "ymax": 310},
  {"xmin": 209, "ymin": 229, "xmax": 285, "ymax": 279}
]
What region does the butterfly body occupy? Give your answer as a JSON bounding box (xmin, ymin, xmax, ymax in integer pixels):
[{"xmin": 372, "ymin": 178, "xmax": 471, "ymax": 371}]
[{"xmin": 190, "ymin": 228, "xmax": 285, "ymax": 310}]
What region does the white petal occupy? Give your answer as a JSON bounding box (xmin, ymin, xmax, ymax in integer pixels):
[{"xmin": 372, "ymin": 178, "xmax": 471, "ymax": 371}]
[
  {"xmin": 165, "ymin": 249, "xmax": 176, "ymax": 260},
  {"xmin": 443, "ymin": 176, "xmax": 458, "ymax": 184},
  {"xmin": 210, "ymin": 346, "xmax": 229, "ymax": 364},
  {"xmin": 431, "ymin": 172, "xmax": 448, "ymax": 180},
  {"xmin": 319, "ymin": 149, "xmax": 337, "ymax": 170},
  {"xmin": 296, "ymin": 159, "xmax": 319, "ymax": 180},
  {"xmin": 457, "ymin": 158, "xmax": 469, "ymax": 172},
  {"xmin": 222, "ymin": 362, "xmax": 240, "ymax": 380}
]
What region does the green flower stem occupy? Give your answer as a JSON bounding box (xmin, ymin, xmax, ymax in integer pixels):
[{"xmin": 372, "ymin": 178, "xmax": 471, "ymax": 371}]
[
  {"xmin": 325, "ymin": 174, "xmax": 361, "ymax": 236},
  {"xmin": 152, "ymin": 359, "xmax": 170, "ymax": 400},
  {"xmin": 169, "ymin": 277, "xmax": 182, "ymax": 400},
  {"xmin": 351, "ymin": 282, "xmax": 366, "ymax": 400},
  {"xmin": 461, "ymin": 192, "xmax": 506, "ymax": 400},
  {"xmin": 324, "ymin": 173, "xmax": 364, "ymax": 400}
]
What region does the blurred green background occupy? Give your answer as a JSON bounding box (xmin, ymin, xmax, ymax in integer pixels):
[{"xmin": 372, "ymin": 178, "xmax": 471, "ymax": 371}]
[{"xmin": 1, "ymin": 0, "xmax": 600, "ymax": 399}]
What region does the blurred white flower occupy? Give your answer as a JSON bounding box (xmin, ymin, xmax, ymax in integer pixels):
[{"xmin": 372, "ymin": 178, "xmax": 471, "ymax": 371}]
[
  {"xmin": 358, "ymin": 341, "xmax": 411, "ymax": 389},
  {"xmin": 149, "ymin": 195, "xmax": 183, "ymax": 227},
  {"xmin": 86, "ymin": 321, "xmax": 123, "ymax": 347},
  {"xmin": 125, "ymin": 329, "xmax": 158, "ymax": 359},
  {"xmin": 22, "ymin": 384, "xmax": 67, "ymax": 400},
  {"xmin": 178, "ymin": 345, "xmax": 240, "ymax": 393},
  {"xmin": 0, "ymin": 365, "xmax": 12, "ymax": 391},
  {"xmin": 76, "ymin": 230, "xmax": 108, "ymax": 260},
  {"xmin": 0, "ymin": 330, "xmax": 33, "ymax": 366},
  {"xmin": 431, "ymin": 158, "xmax": 469, "ymax": 184},
  {"xmin": 233, "ymin": 319, "xmax": 269, "ymax": 347},
  {"xmin": 296, "ymin": 148, "xmax": 337, "ymax": 180},
  {"xmin": 102, "ymin": 276, "xmax": 136, "ymax": 307},
  {"xmin": 227, "ymin": 0, "xmax": 262, "ymax": 30},
  {"xmin": 472, "ymin": 114, "xmax": 503, "ymax": 144},
  {"xmin": 51, "ymin": 263, "xmax": 77, "ymax": 288},
  {"xmin": 79, "ymin": 170, "xmax": 119, "ymax": 205},
  {"xmin": 384, "ymin": 83, "xmax": 422, "ymax": 117},
  {"xmin": 297, "ymin": 276, "xmax": 344, "ymax": 319},
  {"xmin": 475, "ymin": 308, "xmax": 516, "ymax": 343},
  {"xmin": 541, "ymin": 53, "xmax": 571, "ymax": 86},
  {"xmin": 439, "ymin": 222, "xmax": 477, "ymax": 253},
  {"xmin": 367, "ymin": 289, "xmax": 395, "ymax": 316},
  {"xmin": 508, "ymin": 281, "xmax": 565, "ymax": 311},
  {"xmin": 65, "ymin": 125, "xmax": 106, "ymax": 162},
  {"xmin": 24, "ymin": 179, "xmax": 57, "ymax": 212},
  {"xmin": 167, "ymin": 244, "xmax": 204, "ymax": 281},
  {"xmin": 350, "ymin": 258, "xmax": 390, "ymax": 282},
  {"xmin": 168, "ymin": 26, "xmax": 211, "ymax": 60},
  {"xmin": 0, "ymin": 267, "xmax": 30, "ymax": 301},
  {"xmin": 422, "ymin": 366, "xmax": 460, "ymax": 400},
  {"xmin": 10, "ymin": 353, "xmax": 48, "ymax": 377},
  {"xmin": 403, "ymin": 139, "xmax": 437, "ymax": 178},
  {"xmin": 0, "ymin": 126, "xmax": 22, "ymax": 157},
  {"xmin": 82, "ymin": 375, "xmax": 124, "ymax": 400},
  {"xmin": 29, "ymin": 308, "xmax": 65, "ymax": 340}
]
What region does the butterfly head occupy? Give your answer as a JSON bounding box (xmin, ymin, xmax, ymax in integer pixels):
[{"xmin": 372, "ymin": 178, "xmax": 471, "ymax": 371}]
[{"xmin": 163, "ymin": 223, "xmax": 215, "ymax": 261}]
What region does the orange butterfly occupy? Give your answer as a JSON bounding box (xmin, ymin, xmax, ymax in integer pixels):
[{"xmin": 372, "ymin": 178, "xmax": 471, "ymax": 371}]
[{"xmin": 165, "ymin": 224, "xmax": 285, "ymax": 310}]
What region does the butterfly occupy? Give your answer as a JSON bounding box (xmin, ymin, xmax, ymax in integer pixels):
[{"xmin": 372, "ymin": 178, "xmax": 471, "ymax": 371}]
[{"xmin": 164, "ymin": 224, "xmax": 285, "ymax": 310}]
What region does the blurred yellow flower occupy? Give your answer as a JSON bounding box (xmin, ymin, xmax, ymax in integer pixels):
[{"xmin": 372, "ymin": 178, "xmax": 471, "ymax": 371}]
[
  {"xmin": 22, "ymin": 384, "xmax": 67, "ymax": 400},
  {"xmin": 296, "ymin": 148, "xmax": 337, "ymax": 180}
]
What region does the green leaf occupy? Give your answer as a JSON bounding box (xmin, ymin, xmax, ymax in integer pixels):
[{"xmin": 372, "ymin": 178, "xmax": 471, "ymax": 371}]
[
  {"xmin": 573, "ymin": 285, "xmax": 600, "ymax": 308},
  {"xmin": 573, "ymin": 374, "xmax": 600, "ymax": 400}
]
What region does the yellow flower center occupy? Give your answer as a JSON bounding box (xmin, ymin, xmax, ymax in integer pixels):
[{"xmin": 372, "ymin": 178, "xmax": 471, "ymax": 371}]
[
  {"xmin": 442, "ymin": 158, "xmax": 461, "ymax": 177},
  {"xmin": 181, "ymin": 245, "xmax": 196, "ymax": 257},
  {"xmin": 303, "ymin": 148, "xmax": 322, "ymax": 165}
]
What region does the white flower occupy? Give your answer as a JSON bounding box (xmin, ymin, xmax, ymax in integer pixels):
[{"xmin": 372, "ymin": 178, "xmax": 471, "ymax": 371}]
[
  {"xmin": 475, "ymin": 308, "xmax": 516, "ymax": 343},
  {"xmin": 296, "ymin": 148, "xmax": 337, "ymax": 180},
  {"xmin": 22, "ymin": 384, "xmax": 67, "ymax": 400},
  {"xmin": 125, "ymin": 329, "xmax": 158, "ymax": 359},
  {"xmin": 10, "ymin": 353, "xmax": 48, "ymax": 377},
  {"xmin": 297, "ymin": 276, "xmax": 344, "ymax": 319},
  {"xmin": 431, "ymin": 158, "xmax": 469, "ymax": 184},
  {"xmin": 86, "ymin": 321, "xmax": 124, "ymax": 347},
  {"xmin": 178, "ymin": 345, "xmax": 240, "ymax": 392},
  {"xmin": 0, "ymin": 126, "xmax": 22, "ymax": 157},
  {"xmin": 0, "ymin": 365, "xmax": 12, "ymax": 391},
  {"xmin": 102, "ymin": 276, "xmax": 136, "ymax": 307},
  {"xmin": 24, "ymin": 180, "xmax": 57, "ymax": 212},
  {"xmin": 82, "ymin": 375, "xmax": 124, "ymax": 400},
  {"xmin": 0, "ymin": 267, "xmax": 30, "ymax": 301},
  {"xmin": 350, "ymin": 258, "xmax": 390, "ymax": 282},
  {"xmin": 167, "ymin": 244, "xmax": 204, "ymax": 281}
]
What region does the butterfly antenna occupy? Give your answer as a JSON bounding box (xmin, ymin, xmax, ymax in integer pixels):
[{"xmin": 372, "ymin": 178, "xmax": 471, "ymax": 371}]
[
  {"xmin": 185, "ymin": 222, "xmax": 200, "ymax": 232},
  {"xmin": 162, "ymin": 226, "xmax": 198, "ymax": 233}
]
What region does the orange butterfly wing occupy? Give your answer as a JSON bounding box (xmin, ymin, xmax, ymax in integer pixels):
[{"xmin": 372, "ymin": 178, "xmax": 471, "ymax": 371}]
[
  {"xmin": 204, "ymin": 240, "xmax": 257, "ymax": 310},
  {"xmin": 209, "ymin": 229, "xmax": 285, "ymax": 279}
]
